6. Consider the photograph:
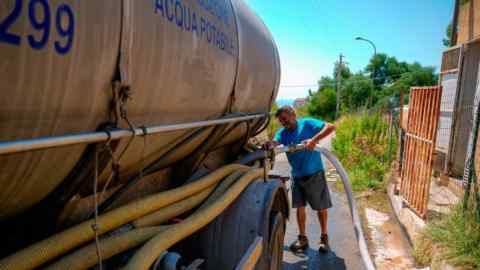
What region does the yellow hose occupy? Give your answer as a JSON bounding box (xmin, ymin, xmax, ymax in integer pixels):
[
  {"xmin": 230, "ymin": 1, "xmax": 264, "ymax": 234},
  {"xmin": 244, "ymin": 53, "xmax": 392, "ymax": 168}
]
[
  {"xmin": 45, "ymin": 226, "xmax": 169, "ymax": 270},
  {"xmin": 196, "ymin": 169, "xmax": 247, "ymax": 212},
  {"xmin": 0, "ymin": 164, "xmax": 248, "ymax": 270},
  {"xmin": 133, "ymin": 168, "xmax": 248, "ymax": 228},
  {"xmin": 132, "ymin": 186, "xmax": 215, "ymax": 228},
  {"xmin": 46, "ymin": 168, "xmax": 249, "ymax": 269},
  {"xmin": 124, "ymin": 169, "xmax": 264, "ymax": 270}
]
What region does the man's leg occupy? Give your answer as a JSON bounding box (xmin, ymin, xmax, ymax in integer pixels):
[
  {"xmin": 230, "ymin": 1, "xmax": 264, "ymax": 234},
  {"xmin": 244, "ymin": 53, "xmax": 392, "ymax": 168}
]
[
  {"xmin": 317, "ymin": 209, "xmax": 328, "ymax": 235},
  {"xmin": 317, "ymin": 208, "xmax": 330, "ymax": 253},
  {"xmin": 303, "ymin": 172, "xmax": 332, "ymax": 253},
  {"xmin": 289, "ymin": 181, "xmax": 309, "ymax": 252},
  {"xmin": 297, "ymin": 206, "xmax": 307, "ymax": 236}
]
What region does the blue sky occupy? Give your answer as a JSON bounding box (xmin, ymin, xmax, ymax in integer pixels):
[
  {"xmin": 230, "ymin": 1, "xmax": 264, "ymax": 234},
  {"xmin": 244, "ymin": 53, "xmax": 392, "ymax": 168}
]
[{"xmin": 245, "ymin": 0, "xmax": 455, "ymax": 100}]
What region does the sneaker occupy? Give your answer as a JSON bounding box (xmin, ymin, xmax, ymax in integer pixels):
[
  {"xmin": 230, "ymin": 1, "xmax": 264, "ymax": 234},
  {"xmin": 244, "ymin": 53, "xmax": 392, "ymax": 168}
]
[
  {"xmin": 289, "ymin": 235, "xmax": 309, "ymax": 252},
  {"xmin": 318, "ymin": 234, "xmax": 330, "ymax": 253}
]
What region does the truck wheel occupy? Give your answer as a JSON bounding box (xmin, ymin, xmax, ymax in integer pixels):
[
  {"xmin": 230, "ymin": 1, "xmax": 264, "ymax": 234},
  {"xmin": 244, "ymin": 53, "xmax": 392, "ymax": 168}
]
[
  {"xmin": 181, "ymin": 180, "xmax": 289, "ymax": 270},
  {"xmin": 267, "ymin": 212, "xmax": 285, "ymax": 270}
]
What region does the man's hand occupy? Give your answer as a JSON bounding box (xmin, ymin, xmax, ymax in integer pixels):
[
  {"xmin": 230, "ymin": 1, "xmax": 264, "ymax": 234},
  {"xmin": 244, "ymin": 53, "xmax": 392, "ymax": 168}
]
[
  {"xmin": 308, "ymin": 123, "xmax": 335, "ymax": 149},
  {"xmin": 263, "ymin": 140, "xmax": 279, "ymax": 151},
  {"xmin": 303, "ymin": 139, "xmax": 317, "ymax": 151}
]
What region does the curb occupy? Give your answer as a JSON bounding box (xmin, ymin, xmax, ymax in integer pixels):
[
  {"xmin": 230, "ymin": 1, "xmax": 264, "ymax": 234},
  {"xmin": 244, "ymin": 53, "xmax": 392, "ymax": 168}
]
[{"xmin": 386, "ymin": 182, "xmax": 460, "ymax": 270}]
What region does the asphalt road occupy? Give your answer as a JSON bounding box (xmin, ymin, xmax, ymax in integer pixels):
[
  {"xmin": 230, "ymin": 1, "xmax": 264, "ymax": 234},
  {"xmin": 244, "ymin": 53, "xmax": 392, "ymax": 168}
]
[{"xmin": 270, "ymin": 135, "xmax": 365, "ymax": 270}]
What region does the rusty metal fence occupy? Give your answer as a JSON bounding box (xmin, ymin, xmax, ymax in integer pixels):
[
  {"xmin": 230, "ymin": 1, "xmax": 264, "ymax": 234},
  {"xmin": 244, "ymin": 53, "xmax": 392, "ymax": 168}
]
[{"xmin": 400, "ymin": 86, "xmax": 442, "ymax": 219}]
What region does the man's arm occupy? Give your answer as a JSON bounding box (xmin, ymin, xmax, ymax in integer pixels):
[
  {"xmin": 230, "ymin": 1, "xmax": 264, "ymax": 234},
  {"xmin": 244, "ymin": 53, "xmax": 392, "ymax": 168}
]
[{"xmin": 305, "ymin": 122, "xmax": 336, "ymax": 150}]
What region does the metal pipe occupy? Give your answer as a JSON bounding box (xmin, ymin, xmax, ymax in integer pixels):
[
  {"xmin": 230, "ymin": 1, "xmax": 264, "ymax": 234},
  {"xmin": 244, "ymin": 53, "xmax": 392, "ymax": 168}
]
[
  {"xmin": 0, "ymin": 113, "xmax": 269, "ymax": 156},
  {"xmin": 274, "ymin": 144, "xmax": 376, "ymax": 270}
]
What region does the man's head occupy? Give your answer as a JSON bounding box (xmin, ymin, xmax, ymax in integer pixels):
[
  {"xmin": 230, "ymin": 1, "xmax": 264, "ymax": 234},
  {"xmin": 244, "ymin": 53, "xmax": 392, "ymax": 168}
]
[{"xmin": 275, "ymin": 105, "xmax": 297, "ymax": 130}]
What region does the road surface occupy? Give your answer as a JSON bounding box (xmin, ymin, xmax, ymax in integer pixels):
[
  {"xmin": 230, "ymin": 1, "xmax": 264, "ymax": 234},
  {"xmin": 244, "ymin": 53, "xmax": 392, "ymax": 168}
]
[{"xmin": 270, "ymin": 134, "xmax": 365, "ymax": 270}]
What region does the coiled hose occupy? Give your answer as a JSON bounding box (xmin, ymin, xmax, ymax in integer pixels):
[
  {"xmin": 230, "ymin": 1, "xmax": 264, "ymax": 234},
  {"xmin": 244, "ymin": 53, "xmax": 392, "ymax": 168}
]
[
  {"xmin": 275, "ymin": 144, "xmax": 376, "ymax": 270},
  {"xmin": 123, "ymin": 169, "xmax": 264, "ymax": 270},
  {"xmin": 133, "ymin": 169, "xmax": 248, "ymax": 228},
  {"xmin": 45, "ymin": 226, "xmax": 170, "ymax": 270},
  {"xmin": 0, "ymin": 164, "xmax": 248, "ymax": 270},
  {"xmin": 132, "ymin": 186, "xmax": 215, "ymax": 228},
  {"xmin": 44, "ymin": 169, "xmax": 251, "ymax": 270}
]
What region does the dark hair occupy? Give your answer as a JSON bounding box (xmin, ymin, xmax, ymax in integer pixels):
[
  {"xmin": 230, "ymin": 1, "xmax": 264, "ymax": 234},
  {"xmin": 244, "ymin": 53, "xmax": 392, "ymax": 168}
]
[{"xmin": 275, "ymin": 105, "xmax": 295, "ymax": 117}]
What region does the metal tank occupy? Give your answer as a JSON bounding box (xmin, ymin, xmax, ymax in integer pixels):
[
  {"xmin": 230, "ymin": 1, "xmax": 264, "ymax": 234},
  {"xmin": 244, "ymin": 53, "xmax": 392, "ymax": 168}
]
[{"xmin": 0, "ymin": 0, "xmax": 280, "ymax": 219}]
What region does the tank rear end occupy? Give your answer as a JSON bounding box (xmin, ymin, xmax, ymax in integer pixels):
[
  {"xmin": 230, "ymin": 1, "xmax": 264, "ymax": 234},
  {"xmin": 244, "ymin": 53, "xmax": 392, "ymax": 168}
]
[{"xmin": 0, "ymin": 0, "xmax": 281, "ymax": 266}]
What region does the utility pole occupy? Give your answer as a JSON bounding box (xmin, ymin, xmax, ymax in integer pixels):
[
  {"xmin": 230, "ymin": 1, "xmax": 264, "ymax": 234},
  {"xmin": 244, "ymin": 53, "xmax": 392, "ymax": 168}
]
[{"xmin": 336, "ymin": 54, "xmax": 344, "ymax": 119}]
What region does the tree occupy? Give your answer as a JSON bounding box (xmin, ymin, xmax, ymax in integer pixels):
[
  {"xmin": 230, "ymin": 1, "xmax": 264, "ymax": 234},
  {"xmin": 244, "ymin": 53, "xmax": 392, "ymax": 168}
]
[
  {"xmin": 304, "ymin": 52, "xmax": 438, "ymax": 115},
  {"xmin": 363, "ymin": 54, "xmax": 437, "ymax": 108},
  {"xmin": 366, "ymin": 53, "xmax": 388, "ymax": 87},
  {"xmin": 334, "ymin": 61, "xmax": 352, "ymax": 80},
  {"xmin": 365, "ymin": 54, "xmax": 410, "ymax": 87},
  {"xmin": 443, "ymin": 23, "xmax": 453, "ymax": 47},
  {"xmin": 385, "ymin": 57, "xmax": 409, "ymax": 82},
  {"xmin": 403, "ymin": 63, "xmax": 438, "ymax": 86},
  {"xmin": 341, "ymin": 73, "xmax": 375, "ymax": 110},
  {"xmin": 307, "ymin": 87, "xmax": 337, "ymax": 121},
  {"xmin": 317, "ymin": 76, "xmax": 336, "ymax": 91},
  {"xmin": 378, "ymin": 62, "xmax": 438, "ymax": 106}
]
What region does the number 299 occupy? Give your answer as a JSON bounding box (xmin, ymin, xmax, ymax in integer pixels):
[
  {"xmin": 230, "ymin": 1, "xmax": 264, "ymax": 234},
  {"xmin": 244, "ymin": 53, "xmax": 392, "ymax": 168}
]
[{"xmin": 0, "ymin": 0, "xmax": 75, "ymax": 55}]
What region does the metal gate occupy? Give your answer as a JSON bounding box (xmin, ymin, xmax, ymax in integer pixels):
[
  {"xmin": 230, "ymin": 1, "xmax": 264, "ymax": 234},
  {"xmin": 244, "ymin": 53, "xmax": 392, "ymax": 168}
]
[
  {"xmin": 400, "ymin": 86, "xmax": 442, "ymax": 219},
  {"xmin": 436, "ymin": 45, "xmax": 463, "ymax": 173}
]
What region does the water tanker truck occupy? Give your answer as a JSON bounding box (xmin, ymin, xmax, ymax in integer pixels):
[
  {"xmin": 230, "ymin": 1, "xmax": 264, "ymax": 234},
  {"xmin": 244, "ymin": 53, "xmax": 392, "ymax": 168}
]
[{"xmin": 0, "ymin": 0, "xmax": 287, "ymax": 269}]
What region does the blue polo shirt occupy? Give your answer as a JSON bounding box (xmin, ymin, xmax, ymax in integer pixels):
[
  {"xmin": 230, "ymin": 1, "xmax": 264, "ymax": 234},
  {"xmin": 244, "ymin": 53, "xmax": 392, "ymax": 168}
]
[{"xmin": 274, "ymin": 118, "xmax": 325, "ymax": 177}]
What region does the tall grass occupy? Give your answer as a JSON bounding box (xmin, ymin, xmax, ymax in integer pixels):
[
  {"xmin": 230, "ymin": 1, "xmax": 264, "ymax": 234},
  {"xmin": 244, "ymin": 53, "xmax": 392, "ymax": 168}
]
[
  {"xmin": 332, "ymin": 113, "xmax": 397, "ymax": 191},
  {"xmin": 419, "ymin": 202, "xmax": 480, "ymax": 269}
]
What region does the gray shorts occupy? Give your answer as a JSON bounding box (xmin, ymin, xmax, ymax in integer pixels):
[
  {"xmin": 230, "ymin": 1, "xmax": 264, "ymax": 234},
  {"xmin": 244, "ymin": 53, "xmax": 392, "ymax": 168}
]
[{"xmin": 292, "ymin": 171, "xmax": 332, "ymax": 210}]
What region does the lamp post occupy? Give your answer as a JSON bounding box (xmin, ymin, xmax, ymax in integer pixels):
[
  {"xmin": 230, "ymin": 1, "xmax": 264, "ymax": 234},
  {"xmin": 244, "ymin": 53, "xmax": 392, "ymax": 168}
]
[
  {"xmin": 356, "ymin": 37, "xmax": 377, "ymax": 108},
  {"xmin": 355, "ymin": 36, "xmax": 377, "ymax": 57}
]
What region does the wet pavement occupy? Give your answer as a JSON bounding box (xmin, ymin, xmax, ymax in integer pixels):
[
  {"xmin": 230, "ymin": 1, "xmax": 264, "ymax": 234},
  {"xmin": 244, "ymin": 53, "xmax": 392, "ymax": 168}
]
[
  {"xmin": 270, "ymin": 132, "xmax": 421, "ymax": 270},
  {"xmin": 283, "ymin": 181, "xmax": 366, "ymax": 270},
  {"xmin": 270, "ymin": 134, "xmax": 365, "ymax": 270},
  {"xmin": 364, "ymin": 208, "xmax": 420, "ymax": 270}
]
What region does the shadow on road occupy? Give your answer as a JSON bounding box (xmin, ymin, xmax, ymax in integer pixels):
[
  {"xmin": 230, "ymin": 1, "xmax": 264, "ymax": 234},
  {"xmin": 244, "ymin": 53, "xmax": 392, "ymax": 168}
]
[{"xmin": 282, "ymin": 246, "xmax": 347, "ymax": 270}]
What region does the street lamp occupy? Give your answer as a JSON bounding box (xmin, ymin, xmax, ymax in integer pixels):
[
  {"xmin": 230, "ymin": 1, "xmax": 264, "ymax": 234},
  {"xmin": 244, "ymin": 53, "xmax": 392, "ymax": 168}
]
[
  {"xmin": 355, "ymin": 36, "xmax": 377, "ymax": 108},
  {"xmin": 355, "ymin": 36, "xmax": 377, "ymax": 56}
]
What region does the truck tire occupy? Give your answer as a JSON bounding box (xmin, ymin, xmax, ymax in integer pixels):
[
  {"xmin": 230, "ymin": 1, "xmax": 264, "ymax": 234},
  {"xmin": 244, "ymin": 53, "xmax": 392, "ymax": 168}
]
[
  {"xmin": 181, "ymin": 179, "xmax": 288, "ymax": 270},
  {"xmin": 267, "ymin": 211, "xmax": 285, "ymax": 270}
]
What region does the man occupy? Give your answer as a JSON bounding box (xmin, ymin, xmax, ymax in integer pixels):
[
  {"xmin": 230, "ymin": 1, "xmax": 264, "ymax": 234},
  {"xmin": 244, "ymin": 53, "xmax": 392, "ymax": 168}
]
[{"xmin": 271, "ymin": 105, "xmax": 335, "ymax": 253}]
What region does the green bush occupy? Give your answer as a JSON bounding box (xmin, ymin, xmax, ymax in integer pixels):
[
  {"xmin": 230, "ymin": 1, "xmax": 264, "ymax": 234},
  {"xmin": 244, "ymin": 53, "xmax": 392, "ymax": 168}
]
[
  {"xmin": 332, "ymin": 113, "xmax": 397, "ymax": 191},
  {"xmin": 307, "ymin": 88, "xmax": 337, "ymax": 122}
]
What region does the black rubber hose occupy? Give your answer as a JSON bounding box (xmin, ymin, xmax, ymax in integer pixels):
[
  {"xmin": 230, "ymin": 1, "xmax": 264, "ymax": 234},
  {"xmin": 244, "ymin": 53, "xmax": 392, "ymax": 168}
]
[{"xmin": 96, "ymin": 127, "xmax": 210, "ymax": 214}]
